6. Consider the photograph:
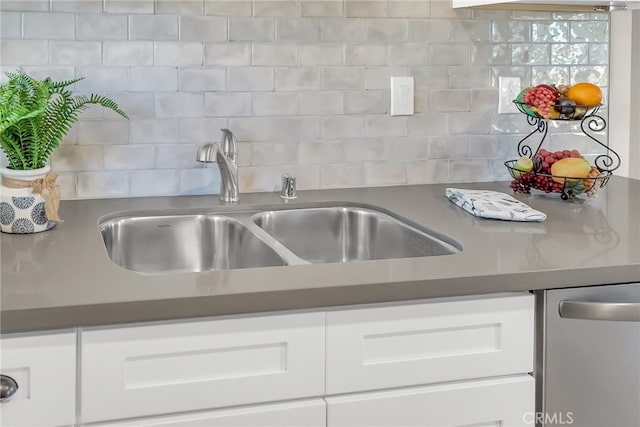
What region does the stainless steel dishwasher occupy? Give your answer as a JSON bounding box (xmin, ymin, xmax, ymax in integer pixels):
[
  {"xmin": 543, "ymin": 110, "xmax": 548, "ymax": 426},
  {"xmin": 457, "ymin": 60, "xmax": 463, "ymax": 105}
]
[{"xmin": 536, "ymin": 283, "xmax": 640, "ymax": 427}]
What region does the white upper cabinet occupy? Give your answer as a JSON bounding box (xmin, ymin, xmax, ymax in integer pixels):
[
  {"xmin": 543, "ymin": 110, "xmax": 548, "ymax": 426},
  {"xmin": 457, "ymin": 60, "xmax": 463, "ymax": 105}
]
[{"xmin": 453, "ymin": 0, "xmax": 640, "ymax": 9}]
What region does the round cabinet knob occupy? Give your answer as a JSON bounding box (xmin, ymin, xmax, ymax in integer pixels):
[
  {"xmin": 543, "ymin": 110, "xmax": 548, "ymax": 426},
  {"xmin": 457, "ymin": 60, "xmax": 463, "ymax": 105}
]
[{"xmin": 0, "ymin": 375, "xmax": 19, "ymax": 402}]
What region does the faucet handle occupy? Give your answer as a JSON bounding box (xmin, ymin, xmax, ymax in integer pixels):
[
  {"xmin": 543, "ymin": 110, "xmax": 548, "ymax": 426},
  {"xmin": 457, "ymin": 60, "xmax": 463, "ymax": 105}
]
[
  {"xmin": 280, "ymin": 173, "xmax": 297, "ymax": 200},
  {"xmin": 220, "ymin": 129, "xmax": 237, "ymax": 160}
]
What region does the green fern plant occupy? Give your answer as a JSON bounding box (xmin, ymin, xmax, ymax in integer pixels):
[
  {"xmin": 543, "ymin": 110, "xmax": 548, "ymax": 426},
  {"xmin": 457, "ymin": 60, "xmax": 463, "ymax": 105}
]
[{"xmin": 0, "ymin": 71, "xmax": 128, "ymax": 170}]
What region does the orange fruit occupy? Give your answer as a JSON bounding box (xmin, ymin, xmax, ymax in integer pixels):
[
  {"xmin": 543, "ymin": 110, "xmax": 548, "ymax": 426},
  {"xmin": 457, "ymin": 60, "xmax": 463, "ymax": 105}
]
[{"xmin": 566, "ymin": 83, "xmax": 602, "ymax": 106}]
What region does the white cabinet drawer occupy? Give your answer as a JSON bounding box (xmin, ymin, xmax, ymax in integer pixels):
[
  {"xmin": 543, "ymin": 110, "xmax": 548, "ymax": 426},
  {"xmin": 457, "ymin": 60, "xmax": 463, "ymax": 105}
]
[
  {"xmin": 92, "ymin": 399, "xmax": 326, "ymax": 427},
  {"xmin": 0, "ymin": 331, "xmax": 76, "ymax": 427},
  {"xmin": 326, "ymin": 293, "xmax": 534, "ymax": 394},
  {"xmin": 81, "ymin": 312, "xmax": 325, "ymax": 423},
  {"xmin": 326, "ymin": 374, "xmax": 534, "ymax": 427}
]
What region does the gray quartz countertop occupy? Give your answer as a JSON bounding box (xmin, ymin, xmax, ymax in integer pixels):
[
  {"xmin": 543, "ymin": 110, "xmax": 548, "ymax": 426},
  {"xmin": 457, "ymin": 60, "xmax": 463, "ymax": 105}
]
[{"xmin": 2, "ymin": 179, "xmax": 639, "ymax": 333}]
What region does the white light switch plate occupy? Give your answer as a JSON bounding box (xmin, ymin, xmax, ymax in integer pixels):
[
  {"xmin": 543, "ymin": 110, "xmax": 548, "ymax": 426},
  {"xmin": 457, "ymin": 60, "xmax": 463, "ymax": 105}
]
[
  {"xmin": 390, "ymin": 76, "xmax": 414, "ymax": 116},
  {"xmin": 498, "ymin": 77, "xmax": 522, "ymax": 114}
]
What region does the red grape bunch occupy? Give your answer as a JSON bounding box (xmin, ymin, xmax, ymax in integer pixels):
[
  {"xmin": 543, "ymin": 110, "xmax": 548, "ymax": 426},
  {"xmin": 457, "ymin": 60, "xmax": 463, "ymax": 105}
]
[{"xmin": 522, "ymin": 85, "xmax": 558, "ymax": 121}]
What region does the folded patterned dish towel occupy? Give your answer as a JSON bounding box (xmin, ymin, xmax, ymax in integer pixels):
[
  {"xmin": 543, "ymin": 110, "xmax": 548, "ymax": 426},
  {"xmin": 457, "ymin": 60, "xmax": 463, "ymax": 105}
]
[{"xmin": 445, "ymin": 188, "xmax": 547, "ymax": 222}]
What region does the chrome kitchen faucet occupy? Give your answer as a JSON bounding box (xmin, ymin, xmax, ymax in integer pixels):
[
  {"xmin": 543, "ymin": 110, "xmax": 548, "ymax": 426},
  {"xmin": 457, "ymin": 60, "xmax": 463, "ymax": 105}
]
[{"xmin": 196, "ymin": 129, "xmax": 239, "ymax": 203}]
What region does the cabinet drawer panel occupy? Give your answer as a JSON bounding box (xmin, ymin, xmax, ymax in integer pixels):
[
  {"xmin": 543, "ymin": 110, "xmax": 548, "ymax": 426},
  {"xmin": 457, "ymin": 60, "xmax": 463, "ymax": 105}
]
[
  {"xmin": 326, "ymin": 293, "xmax": 534, "ymax": 393},
  {"xmin": 81, "ymin": 312, "xmax": 325, "ymax": 423},
  {"xmin": 0, "ymin": 332, "xmax": 76, "ymax": 427},
  {"xmin": 326, "ymin": 375, "xmax": 535, "ymax": 427},
  {"xmin": 93, "ymin": 399, "xmax": 326, "ymax": 427}
]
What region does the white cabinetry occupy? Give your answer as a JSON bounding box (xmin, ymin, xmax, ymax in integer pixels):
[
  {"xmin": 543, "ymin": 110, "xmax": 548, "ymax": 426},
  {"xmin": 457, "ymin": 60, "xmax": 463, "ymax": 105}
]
[
  {"xmin": 326, "ymin": 375, "xmax": 534, "ymax": 427},
  {"xmin": 326, "ymin": 293, "xmax": 533, "ymax": 394},
  {"xmin": 0, "ymin": 331, "xmax": 76, "ymax": 427},
  {"xmin": 81, "ymin": 312, "xmax": 325, "ymax": 423},
  {"xmin": 93, "ymin": 399, "xmax": 326, "ymax": 427}
]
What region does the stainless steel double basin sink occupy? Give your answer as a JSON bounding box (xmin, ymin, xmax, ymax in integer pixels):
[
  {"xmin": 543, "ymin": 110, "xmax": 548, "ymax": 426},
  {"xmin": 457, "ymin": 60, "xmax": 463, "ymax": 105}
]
[{"xmin": 99, "ymin": 203, "xmax": 461, "ymax": 274}]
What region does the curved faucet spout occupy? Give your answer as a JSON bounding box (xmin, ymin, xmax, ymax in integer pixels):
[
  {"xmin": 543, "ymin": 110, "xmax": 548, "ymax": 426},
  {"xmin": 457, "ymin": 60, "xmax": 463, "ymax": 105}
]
[{"xmin": 196, "ymin": 129, "xmax": 239, "ymax": 203}]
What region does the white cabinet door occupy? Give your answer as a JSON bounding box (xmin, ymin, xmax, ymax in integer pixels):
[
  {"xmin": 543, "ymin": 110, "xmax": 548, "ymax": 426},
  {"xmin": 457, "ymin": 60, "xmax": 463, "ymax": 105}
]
[
  {"xmin": 326, "ymin": 375, "xmax": 535, "ymax": 427},
  {"xmin": 81, "ymin": 312, "xmax": 325, "ymax": 423},
  {"xmin": 326, "ymin": 293, "xmax": 534, "ymax": 394},
  {"xmin": 92, "ymin": 399, "xmax": 326, "ymax": 427},
  {"xmin": 0, "ymin": 331, "xmax": 76, "ymax": 427}
]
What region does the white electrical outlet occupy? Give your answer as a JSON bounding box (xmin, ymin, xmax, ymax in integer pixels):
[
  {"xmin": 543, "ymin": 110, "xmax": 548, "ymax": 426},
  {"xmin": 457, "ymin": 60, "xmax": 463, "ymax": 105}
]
[
  {"xmin": 390, "ymin": 77, "xmax": 414, "ymax": 116},
  {"xmin": 498, "ymin": 77, "xmax": 522, "ymax": 114}
]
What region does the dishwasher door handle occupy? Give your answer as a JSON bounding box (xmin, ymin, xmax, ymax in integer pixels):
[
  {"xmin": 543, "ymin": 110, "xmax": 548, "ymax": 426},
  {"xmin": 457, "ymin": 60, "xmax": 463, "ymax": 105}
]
[{"xmin": 559, "ymin": 300, "xmax": 640, "ymax": 322}]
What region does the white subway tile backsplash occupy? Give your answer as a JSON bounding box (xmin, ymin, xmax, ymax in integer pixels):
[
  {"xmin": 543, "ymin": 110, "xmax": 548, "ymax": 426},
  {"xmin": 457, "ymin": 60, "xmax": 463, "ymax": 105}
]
[
  {"xmin": 252, "ymin": 92, "xmax": 299, "ymax": 116},
  {"xmin": 344, "ymin": 44, "xmax": 387, "ymax": 66},
  {"xmin": 363, "ymin": 162, "xmax": 406, "ymax": 185},
  {"xmin": 103, "ymin": 41, "xmax": 153, "ymax": 65},
  {"xmin": 275, "ymin": 67, "xmax": 322, "ymax": 91},
  {"xmin": 228, "ymin": 66, "xmax": 274, "ymax": 91},
  {"xmin": 23, "ymin": 12, "xmax": 75, "ymax": 39},
  {"xmin": 129, "ymin": 169, "xmax": 179, "ymax": 196},
  {"xmin": 1, "ymin": 0, "xmax": 48, "ymax": 12},
  {"xmin": 1, "ymin": 1, "xmax": 608, "ymax": 198},
  {"xmin": 430, "ymin": 89, "xmax": 471, "ymax": 112},
  {"xmin": 1, "ymin": 41, "xmax": 49, "ymax": 65},
  {"xmin": 205, "ymin": 43, "xmax": 251, "ymax": 66},
  {"xmin": 155, "ymin": 42, "xmax": 203, "ymax": 66},
  {"xmin": 344, "ymin": 91, "xmax": 387, "ymax": 114},
  {"xmin": 299, "ymin": 91, "xmax": 344, "ymax": 115},
  {"xmin": 254, "ymin": 0, "xmax": 299, "ymax": 17},
  {"xmin": 252, "ymin": 43, "xmax": 298, "ymax": 66},
  {"xmin": 409, "ymin": 20, "xmax": 450, "ymax": 43},
  {"xmin": 51, "ymin": 41, "xmax": 102, "ymax": 65},
  {"xmin": 155, "ymin": 93, "xmax": 204, "ymax": 117},
  {"xmin": 179, "ymin": 167, "xmax": 221, "ymax": 195},
  {"xmin": 75, "ymin": 66, "xmax": 129, "ymax": 92},
  {"xmin": 179, "ymin": 118, "xmax": 229, "ymax": 143},
  {"xmin": 343, "ymin": 138, "xmax": 385, "ymax": 161},
  {"xmin": 180, "ymin": 16, "xmax": 227, "ymax": 41},
  {"xmin": 0, "ymin": 12, "xmax": 21, "ymax": 38},
  {"xmin": 205, "ymin": 92, "xmax": 252, "ymax": 117},
  {"xmin": 129, "ymin": 15, "xmax": 179, "ymax": 40},
  {"xmin": 385, "ymin": 137, "xmax": 429, "ymax": 161},
  {"xmin": 52, "ymin": 0, "xmax": 102, "ymax": 13},
  {"xmin": 104, "ymin": 0, "xmax": 153, "ymax": 14},
  {"xmin": 229, "ymin": 17, "xmax": 274, "ymax": 42},
  {"xmin": 346, "ymin": 1, "xmax": 387, "ymax": 18},
  {"xmin": 51, "ymin": 145, "xmax": 103, "ymax": 172},
  {"xmin": 298, "ymin": 140, "xmax": 344, "ymax": 164},
  {"xmin": 299, "ymin": 44, "xmax": 343, "ymax": 66},
  {"xmin": 205, "ymin": 0, "xmax": 252, "ymax": 16},
  {"xmin": 77, "ymin": 171, "xmax": 129, "ymax": 198},
  {"xmin": 302, "ymin": 1, "xmax": 343, "ymax": 18},
  {"xmin": 130, "ymin": 67, "xmax": 178, "ymax": 91},
  {"xmin": 77, "ymin": 120, "xmax": 129, "ymax": 145},
  {"xmin": 366, "ymin": 19, "xmax": 407, "ymax": 42},
  {"xmin": 104, "ymin": 145, "xmax": 155, "ymax": 170},
  {"xmin": 179, "ymin": 68, "xmax": 226, "ymax": 91},
  {"xmin": 277, "ymin": 18, "xmax": 321, "ymax": 42},
  {"xmin": 130, "ymin": 119, "xmax": 180, "ymax": 144},
  {"xmin": 155, "ymin": 144, "xmax": 201, "ymax": 168},
  {"xmin": 321, "ymin": 18, "xmax": 365, "ymax": 42},
  {"xmin": 389, "ymin": 1, "xmax": 429, "ymax": 19},
  {"xmin": 251, "ymin": 141, "xmax": 298, "ymax": 166},
  {"xmin": 322, "ymin": 116, "xmax": 365, "ymax": 139},
  {"xmin": 389, "ymin": 43, "xmax": 429, "ymax": 66},
  {"xmin": 56, "ymin": 173, "xmax": 77, "ymax": 199},
  {"xmin": 365, "ymin": 115, "xmax": 407, "ymax": 137},
  {"xmin": 76, "ymin": 14, "xmax": 127, "ymax": 40},
  {"xmin": 321, "ymin": 162, "xmax": 364, "ymax": 188},
  {"xmin": 157, "ymin": 1, "xmax": 203, "ymax": 16},
  {"xmin": 322, "ymin": 67, "xmax": 365, "ymax": 90}
]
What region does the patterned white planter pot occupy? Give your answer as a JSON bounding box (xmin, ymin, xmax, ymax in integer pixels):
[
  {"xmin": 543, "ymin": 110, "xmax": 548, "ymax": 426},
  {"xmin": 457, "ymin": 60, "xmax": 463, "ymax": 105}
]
[{"xmin": 0, "ymin": 166, "xmax": 56, "ymax": 234}]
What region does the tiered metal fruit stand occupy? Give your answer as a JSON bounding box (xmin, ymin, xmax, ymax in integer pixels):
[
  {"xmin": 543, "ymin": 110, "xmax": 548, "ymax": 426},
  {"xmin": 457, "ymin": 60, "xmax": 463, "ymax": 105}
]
[{"xmin": 504, "ymin": 101, "xmax": 621, "ymax": 201}]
